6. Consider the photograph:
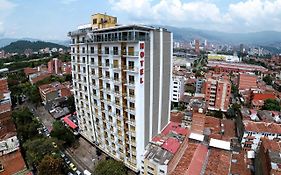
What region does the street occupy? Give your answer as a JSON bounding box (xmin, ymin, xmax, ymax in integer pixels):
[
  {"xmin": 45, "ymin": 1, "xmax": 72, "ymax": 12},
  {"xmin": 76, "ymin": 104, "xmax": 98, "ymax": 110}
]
[{"xmin": 26, "ymin": 102, "xmax": 97, "ymax": 174}]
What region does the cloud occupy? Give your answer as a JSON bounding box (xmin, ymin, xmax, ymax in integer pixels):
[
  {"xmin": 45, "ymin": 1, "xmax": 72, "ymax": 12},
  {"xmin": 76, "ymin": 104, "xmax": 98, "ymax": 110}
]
[
  {"xmin": 0, "ymin": 0, "xmax": 16, "ymax": 35},
  {"xmin": 109, "ymin": 0, "xmax": 281, "ymax": 32}
]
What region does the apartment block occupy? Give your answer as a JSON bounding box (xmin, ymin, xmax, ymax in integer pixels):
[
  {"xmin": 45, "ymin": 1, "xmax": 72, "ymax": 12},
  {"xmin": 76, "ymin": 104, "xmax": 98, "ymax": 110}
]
[
  {"xmin": 69, "ymin": 13, "xmax": 173, "ymax": 171},
  {"xmin": 171, "ymin": 76, "xmax": 185, "ymax": 103},
  {"xmin": 204, "ymin": 75, "xmax": 231, "ymax": 112},
  {"xmin": 48, "ymin": 58, "xmax": 62, "ymax": 74}
]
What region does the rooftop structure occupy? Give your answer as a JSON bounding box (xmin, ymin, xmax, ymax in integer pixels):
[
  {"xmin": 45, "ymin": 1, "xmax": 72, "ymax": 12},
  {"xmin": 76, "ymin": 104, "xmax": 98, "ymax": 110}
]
[{"xmin": 141, "ymin": 122, "xmax": 189, "ymax": 175}]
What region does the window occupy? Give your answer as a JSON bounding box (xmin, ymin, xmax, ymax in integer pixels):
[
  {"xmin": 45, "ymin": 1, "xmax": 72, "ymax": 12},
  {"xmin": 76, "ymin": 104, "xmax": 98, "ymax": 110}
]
[
  {"xmin": 129, "ymin": 89, "xmax": 135, "ymax": 97},
  {"xmin": 82, "ymin": 57, "xmax": 86, "ymax": 63},
  {"xmin": 129, "ymin": 75, "xmax": 135, "ymax": 84},
  {"xmin": 93, "ymin": 18, "xmax": 97, "ymax": 24},
  {"xmin": 106, "ymin": 83, "xmax": 110, "ymax": 89},
  {"xmin": 114, "ymin": 85, "xmax": 120, "ymax": 93},
  {"xmin": 113, "ymin": 47, "xmax": 119, "ymax": 55},
  {"xmin": 128, "ymin": 46, "xmax": 134, "ymax": 56},
  {"xmin": 105, "ymin": 47, "xmax": 109, "ymax": 54},
  {"xmin": 72, "ymin": 48, "xmax": 75, "ymax": 53},
  {"xmin": 129, "ymin": 102, "xmax": 135, "ymax": 109},
  {"xmin": 107, "ymin": 94, "xmax": 111, "ymax": 101},
  {"xmin": 114, "ymin": 73, "xmax": 119, "ymax": 81},
  {"xmin": 82, "ymin": 47, "xmax": 86, "ymax": 53},
  {"xmin": 92, "ymin": 69, "xmax": 95, "ymax": 75},
  {"xmin": 113, "ymin": 60, "xmax": 119, "ymax": 68},
  {"xmin": 105, "ymin": 71, "xmax": 110, "ymax": 78},
  {"xmin": 91, "ymin": 58, "xmax": 95, "ymax": 64},
  {"xmin": 83, "ymin": 67, "xmax": 86, "ymax": 73},
  {"xmin": 115, "ymin": 97, "xmax": 120, "ymax": 105},
  {"xmin": 72, "ymin": 39, "xmax": 75, "ymax": 44},
  {"xmin": 116, "ymin": 108, "xmax": 120, "ymax": 115},
  {"xmin": 128, "ymin": 61, "xmax": 134, "ymax": 70},
  {"xmin": 105, "ymin": 59, "xmax": 110, "ymax": 67},
  {"xmin": 90, "ymin": 47, "xmax": 95, "ymax": 54}
]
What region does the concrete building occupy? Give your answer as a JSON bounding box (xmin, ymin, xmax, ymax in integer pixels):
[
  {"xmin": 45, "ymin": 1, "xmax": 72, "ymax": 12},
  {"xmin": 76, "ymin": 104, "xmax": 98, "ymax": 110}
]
[
  {"xmin": 69, "ymin": 13, "xmax": 173, "ymax": 171},
  {"xmin": 39, "ymin": 81, "xmax": 72, "ymax": 105},
  {"xmin": 195, "ymin": 39, "xmax": 200, "ymax": 55},
  {"xmin": 171, "ymin": 76, "xmax": 185, "ymax": 103},
  {"xmin": 48, "ymin": 58, "xmax": 62, "ymax": 74},
  {"xmin": 195, "ymin": 78, "xmax": 205, "ymax": 94},
  {"xmin": 204, "ymin": 76, "xmax": 231, "ymax": 112},
  {"xmin": 238, "ymin": 73, "xmax": 257, "ymax": 92}
]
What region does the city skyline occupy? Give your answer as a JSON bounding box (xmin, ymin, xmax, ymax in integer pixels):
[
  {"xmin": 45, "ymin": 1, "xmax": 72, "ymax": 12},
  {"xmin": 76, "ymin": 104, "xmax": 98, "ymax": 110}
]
[{"xmin": 1, "ymin": 0, "xmax": 281, "ymax": 40}]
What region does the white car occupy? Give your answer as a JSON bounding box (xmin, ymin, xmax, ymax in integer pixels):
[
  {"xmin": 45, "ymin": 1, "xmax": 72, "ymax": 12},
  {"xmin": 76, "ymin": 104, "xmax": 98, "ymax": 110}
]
[{"xmin": 75, "ymin": 170, "xmax": 81, "ymax": 175}]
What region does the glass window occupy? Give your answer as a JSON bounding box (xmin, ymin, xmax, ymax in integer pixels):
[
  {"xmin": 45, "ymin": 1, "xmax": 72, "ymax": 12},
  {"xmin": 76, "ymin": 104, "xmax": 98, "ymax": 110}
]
[
  {"xmin": 128, "ymin": 61, "xmax": 134, "ymax": 69},
  {"xmin": 105, "ymin": 47, "xmax": 109, "ymax": 54},
  {"xmin": 90, "ymin": 47, "xmax": 95, "ymax": 54},
  {"xmin": 105, "ymin": 59, "xmax": 110, "ymax": 67},
  {"xmin": 129, "ymin": 75, "xmax": 135, "ymax": 84},
  {"xmin": 114, "ymin": 73, "xmax": 119, "ymax": 80},
  {"xmin": 113, "ymin": 47, "xmax": 119, "ymax": 55}
]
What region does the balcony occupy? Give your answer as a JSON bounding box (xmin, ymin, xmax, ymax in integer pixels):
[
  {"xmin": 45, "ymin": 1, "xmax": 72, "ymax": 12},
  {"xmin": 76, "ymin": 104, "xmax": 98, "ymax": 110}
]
[
  {"xmin": 122, "ymin": 51, "xmax": 139, "ymax": 58},
  {"xmin": 99, "ymin": 63, "xmax": 110, "ymax": 69},
  {"xmin": 124, "ymin": 66, "xmax": 139, "ymax": 73}
]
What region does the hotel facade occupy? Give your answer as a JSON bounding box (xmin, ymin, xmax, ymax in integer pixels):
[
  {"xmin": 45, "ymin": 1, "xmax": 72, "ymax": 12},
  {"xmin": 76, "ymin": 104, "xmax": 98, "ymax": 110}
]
[{"xmin": 69, "ymin": 13, "xmax": 173, "ymax": 171}]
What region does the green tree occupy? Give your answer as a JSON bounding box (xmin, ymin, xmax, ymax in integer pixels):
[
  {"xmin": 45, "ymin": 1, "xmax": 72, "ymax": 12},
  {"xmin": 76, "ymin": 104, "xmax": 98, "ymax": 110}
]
[
  {"xmin": 66, "ymin": 95, "xmax": 75, "ymax": 113},
  {"xmin": 262, "ymin": 99, "xmax": 281, "ymax": 111},
  {"xmin": 94, "ymin": 159, "xmax": 127, "ymax": 175},
  {"xmin": 24, "ymin": 137, "xmax": 59, "ymax": 166},
  {"xmin": 38, "ymin": 155, "xmax": 64, "ymax": 175},
  {"xmin": 263, "ymin": 75, "xmax": 273, "ymax": 85},
  {"xmin": 51, "ymin": 121, "xmax": 76, "ymax": 147},
  {"xmin": 12, "ymin": 108, "xmax": 41, "ymax": 142},
  {"xmin": 28, "ymin": 85, "xmax": 41, "ymax": 106},
  {"xmin": 214, "ymin": 110, "xmax": 223, "ymax": 119}
]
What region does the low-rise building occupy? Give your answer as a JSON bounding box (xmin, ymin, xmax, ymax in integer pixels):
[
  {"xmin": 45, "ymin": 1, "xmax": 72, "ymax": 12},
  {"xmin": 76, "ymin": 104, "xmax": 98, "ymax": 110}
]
[
  {"xmin": 39, "ymin": 81, "xmax": 72, "ymax": 104},
  {"xmin": 255, "ymin": 138, "xmax": 281, "ymax": 175},
  {"xmin": 141, "ymin": 122, "xmax": 189, "ymax": 175},
  {"xmin": 0, "ymin": 112, "xmax": 28, "ymax": 174},
  {"xmin": 0, "ymin": 78, "xmax": 11, "ymax": 114}
]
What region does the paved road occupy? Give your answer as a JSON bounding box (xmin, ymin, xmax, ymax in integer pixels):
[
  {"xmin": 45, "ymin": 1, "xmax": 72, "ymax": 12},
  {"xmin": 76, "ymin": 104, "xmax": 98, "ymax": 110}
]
[{"xmin": 27, "ymin": 102, "xmax": 96, "ymax": 174}]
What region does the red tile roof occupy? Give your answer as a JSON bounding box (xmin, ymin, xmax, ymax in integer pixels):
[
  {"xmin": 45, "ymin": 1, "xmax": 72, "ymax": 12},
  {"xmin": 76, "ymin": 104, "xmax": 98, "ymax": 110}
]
[
  {"xmin": 171, "ymin": 142, "xmax": 199, "ymax": 175},
  {"xmin": 253, "ymin": 93, "xmax": 276, "ymax": 101},
  {"xmin": 161, "ymin": 138, "xmax": 181, "ymax": 154},
  {"xmin": 244, "ymin": 121, "xmax": 281, "ymax": 134},
  {"xmin": 0, "ymin": 150, "xmax": 27, "ymax": 175},
  {"xmin": 205, "ymin": 148, "xmax": 232, "ymax": 175},
  {"xmin": 186, "ymin": 144, "xmax": 208, "ymax": 175},
  {"xmin": 23, "ymin": 67, "xmax": 38, "ymax": 76},
  {"xmin": 161, "ymin": 122, "xmax": 189, "ymax": 136}
]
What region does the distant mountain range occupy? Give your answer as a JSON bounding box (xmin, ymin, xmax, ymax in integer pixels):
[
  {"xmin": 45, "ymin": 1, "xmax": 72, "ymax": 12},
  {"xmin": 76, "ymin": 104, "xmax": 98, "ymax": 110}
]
[
  {"xmin": 1, "ymin": 27, "xmax": 281, "ymax": 53},
  {"xmin": 1, "ymin": 40, "xmax": 68, "ymax": 54},
  {"xmin": 0, "ymin": 38, "xmax": 69, "ymax": 48},
  {"xmin": 160, "ymin": 26, "xmax": 281, "ymax": 45}
]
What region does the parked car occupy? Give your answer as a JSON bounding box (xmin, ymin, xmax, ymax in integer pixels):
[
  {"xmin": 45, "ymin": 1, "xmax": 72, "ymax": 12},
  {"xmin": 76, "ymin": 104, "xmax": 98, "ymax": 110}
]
[
  {"xmin": 65, "ymin": 157, "xmax": 71, "ymax": 164},
  {"xmin": 69, "ymin": 163, "xmax": 77, "ymax": 171}
]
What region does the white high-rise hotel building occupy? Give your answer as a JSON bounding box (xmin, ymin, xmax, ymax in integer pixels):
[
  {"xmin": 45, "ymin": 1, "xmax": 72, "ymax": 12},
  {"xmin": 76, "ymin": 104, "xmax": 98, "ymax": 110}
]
[{"xmin": 69, "ymin": 13, "xmax": 173, "ymax": 171}]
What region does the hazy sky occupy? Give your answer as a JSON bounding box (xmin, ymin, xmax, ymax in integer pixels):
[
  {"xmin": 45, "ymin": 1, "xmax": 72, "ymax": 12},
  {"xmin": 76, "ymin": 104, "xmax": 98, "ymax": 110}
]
[{"xmin": 1, "ymin": 0, "xmax": 281, "ymax": 40}]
